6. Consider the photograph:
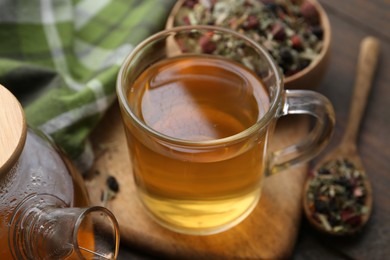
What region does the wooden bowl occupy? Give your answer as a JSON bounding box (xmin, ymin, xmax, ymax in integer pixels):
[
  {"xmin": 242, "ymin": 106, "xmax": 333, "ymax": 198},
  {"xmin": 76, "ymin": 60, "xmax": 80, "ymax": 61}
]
[{"xmin": 166, "ymin": 0, "xmax": 331, "ymax": 90}]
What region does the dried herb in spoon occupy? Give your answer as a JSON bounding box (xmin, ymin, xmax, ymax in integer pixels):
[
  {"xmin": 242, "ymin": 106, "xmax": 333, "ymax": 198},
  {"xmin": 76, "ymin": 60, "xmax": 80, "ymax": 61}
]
[
  {"xmin": 303, "ymin": 36, "xmax": 380, "ymax": 236},
  {"xmin": 305, "ymin": 158, "xmax": 370, "ymax": 234}
]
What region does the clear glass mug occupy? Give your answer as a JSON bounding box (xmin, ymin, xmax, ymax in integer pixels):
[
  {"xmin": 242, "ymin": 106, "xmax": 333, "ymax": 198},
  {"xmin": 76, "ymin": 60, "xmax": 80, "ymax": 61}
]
[{"xmin": 116, "ymin": 25, "xmax": 335, "ymax": 235}]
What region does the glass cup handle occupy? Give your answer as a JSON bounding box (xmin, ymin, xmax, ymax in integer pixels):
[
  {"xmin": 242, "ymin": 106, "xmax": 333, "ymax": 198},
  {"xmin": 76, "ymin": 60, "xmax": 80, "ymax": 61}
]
[{"xmin": 268, "ymin": 89, "xmax": 335, "ymax": 175}]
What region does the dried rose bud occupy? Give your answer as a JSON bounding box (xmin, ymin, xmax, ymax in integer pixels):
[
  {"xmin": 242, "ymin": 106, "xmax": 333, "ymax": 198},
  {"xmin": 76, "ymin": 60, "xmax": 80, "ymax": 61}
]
[
  {"xmin": 346, "ymin": 215, "xmax": 362, "ymax": 227},
  {"xmin": 277, "ymin": 9, "xmax": 286, "ymax": 20},
  {"xmin": 243, "ymin": 15, "xmax": 259, "ymax": 30},
  {"xmin": 182, "ymin": 16, "xmax": 191, "ymax": 25},
  {"xmin": 199, "ymin": 35, "xmax": 216, "ymax": 54},
  {"xmin": 300, "ymin": 1, "xmax": 320, "ymax": 24},
  {"xmin": 176, "ymin": 38, "xmax": 189, "ymax": 52},
  {"xmin": 244, "ymin": 0, "xmax": 254, "ymax": 7},
  {"xmin": 340, "ymin": 208, "xmax": 354, "ymax": 221},
  {"xmin": 291, "ymin": 35, "xmax": 303, "ymax": 50},
  {"xmin": 271, "ymin": 23, "xmax": 286, "ymax": 41},
  {"xmin": 184, "ymin": 0, "xmax": 198, "ymax": 9}
]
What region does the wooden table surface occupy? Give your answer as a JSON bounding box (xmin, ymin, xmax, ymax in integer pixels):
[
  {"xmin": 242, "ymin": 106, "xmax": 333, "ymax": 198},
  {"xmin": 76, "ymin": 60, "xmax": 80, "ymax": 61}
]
[{"xmin": 117, "ymin": 1, "xmax": 390, "ymax": 259}]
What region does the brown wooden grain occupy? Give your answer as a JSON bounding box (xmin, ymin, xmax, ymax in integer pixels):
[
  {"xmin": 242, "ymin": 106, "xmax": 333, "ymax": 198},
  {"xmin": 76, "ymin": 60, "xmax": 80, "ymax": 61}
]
[
  {"xmin": 342, "ymin": 37, "xmax": 380, "ymax": 147},
  {"xmin": 0, "ymin": 84, "xmax": 26, "ymax": 175},
  {"xmin": 319, "ymin": 0, "xmax": 390, "ymax": 40}
]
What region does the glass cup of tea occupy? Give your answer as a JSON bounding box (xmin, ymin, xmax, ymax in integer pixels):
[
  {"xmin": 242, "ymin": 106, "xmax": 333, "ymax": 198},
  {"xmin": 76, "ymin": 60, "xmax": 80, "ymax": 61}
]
[{"xmin": 116, "ymin": 25, "xmax": 335, "ymax": 235}]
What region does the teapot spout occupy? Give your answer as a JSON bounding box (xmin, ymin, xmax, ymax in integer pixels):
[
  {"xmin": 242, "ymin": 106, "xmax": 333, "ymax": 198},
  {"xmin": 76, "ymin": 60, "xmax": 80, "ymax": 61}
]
[{"xmin": 10, "ymin": 194, "xmax": 120, "ymax": 260}]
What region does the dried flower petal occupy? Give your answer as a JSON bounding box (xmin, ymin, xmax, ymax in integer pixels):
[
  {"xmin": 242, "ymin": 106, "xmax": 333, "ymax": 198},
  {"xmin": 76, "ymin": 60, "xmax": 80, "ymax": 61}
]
[
  {"xmin": 291, "ymin": 35, "xmax": 303, "ymax": 50},
  {"xmin": 199, "ymin": 35, "xmax": 217, "ymax": 53},
  {"xmin": 271, "ymin": 23, "xmax": 286, "ymax": 41},
  {"xmin": 243, "ymin": 15, "xmax": 260, "ymax": 30},
  {"xmin": 300, "ymin": 1, "xmax": 319, "ymax": 24}
]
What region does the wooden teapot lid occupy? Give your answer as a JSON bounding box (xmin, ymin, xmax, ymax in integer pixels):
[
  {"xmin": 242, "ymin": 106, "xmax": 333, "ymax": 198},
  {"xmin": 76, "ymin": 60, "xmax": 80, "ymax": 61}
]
[{"xmin": 0, "ymin": 84, "xmax": 27, "ymax": 175}]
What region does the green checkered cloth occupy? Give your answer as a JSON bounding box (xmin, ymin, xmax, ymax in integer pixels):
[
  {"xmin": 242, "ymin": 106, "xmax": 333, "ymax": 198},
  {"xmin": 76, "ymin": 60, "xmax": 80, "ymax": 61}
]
[{"xmin": 0, "ymin": 0, "xmax": 175, "ymax": 172}]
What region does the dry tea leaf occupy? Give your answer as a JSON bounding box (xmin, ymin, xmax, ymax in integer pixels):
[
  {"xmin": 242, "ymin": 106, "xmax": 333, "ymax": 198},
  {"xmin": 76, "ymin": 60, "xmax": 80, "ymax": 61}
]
[{"xmin": 174, "ymin": 0, "xmax": 324, "ymax": 77}]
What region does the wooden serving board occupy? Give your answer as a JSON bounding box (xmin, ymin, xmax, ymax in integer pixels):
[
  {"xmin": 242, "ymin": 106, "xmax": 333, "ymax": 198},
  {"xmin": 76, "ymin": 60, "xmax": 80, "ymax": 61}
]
[{"xmin": 85, "ymin": 102, "xmax": 309, "ymax": 259}]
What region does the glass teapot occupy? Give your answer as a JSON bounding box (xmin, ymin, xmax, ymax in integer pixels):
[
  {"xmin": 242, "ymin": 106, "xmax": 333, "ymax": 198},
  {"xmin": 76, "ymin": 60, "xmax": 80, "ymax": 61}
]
[{"xmin": 0, "ymin": 84, "xmax": 119, "ymax": 259}]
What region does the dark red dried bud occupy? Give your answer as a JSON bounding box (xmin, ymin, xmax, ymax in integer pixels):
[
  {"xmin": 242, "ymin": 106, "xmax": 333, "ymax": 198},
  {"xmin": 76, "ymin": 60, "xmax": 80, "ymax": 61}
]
[
  {"xmin": 271, "ymin": 23, "xmax": 286, "ymax": 41},
  {"xmin": 291, "ymin": 35, "xmax": 303, "ymax": 50},
  {"xmin": 243, "ymin": 15, "xmax": 259, "ymax": 30},
  {"xmin": 341, "ymin": 208, "xmax": 354, "ymax": 221},
  {"xmin": 346, "ymin": 215, "xmax": 362, "ymax": 227},
  {"xmin": 199, "ymin": 35, "xmax": 216, "ymax": 54},
  {"xmin": 184, "ymin": 0, "xmax": 198, "ymax": 9},
  {"xmin": 176, "ymin": 38, "xmax": 189, "ymax": 53},
  {"xmin": 277, "ymin": 10, "xmax": 286, "ymax": 20},
  {"xmin": 244, "ymin": 0, "xmax": 254, "ymax": 7},
  {"xmin": 182, "ymin": 16, "xmax": 191, "ymax": 25},
  {"xmin": 300, "ymin": 1, "xmax": 320, "ymax": 24}
]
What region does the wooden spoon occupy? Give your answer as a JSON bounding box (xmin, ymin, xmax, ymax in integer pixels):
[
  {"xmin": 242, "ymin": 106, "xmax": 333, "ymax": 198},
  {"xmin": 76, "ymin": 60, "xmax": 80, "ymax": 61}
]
[{"xmin": 303, "ymin": 36, "xmax": 380, "ymax": 235}]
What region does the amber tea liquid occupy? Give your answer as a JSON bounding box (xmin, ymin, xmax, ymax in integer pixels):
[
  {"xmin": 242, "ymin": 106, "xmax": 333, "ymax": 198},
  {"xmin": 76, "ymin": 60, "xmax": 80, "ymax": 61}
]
[{"xmin": 123, "ymin": 55, "xmax": 270, "ymax": 234}]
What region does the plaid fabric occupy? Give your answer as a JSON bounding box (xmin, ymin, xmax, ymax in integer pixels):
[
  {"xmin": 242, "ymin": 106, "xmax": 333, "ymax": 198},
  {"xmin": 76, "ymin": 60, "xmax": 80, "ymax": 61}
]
[{"xmin": 0, "ymin": 0, "xmax": 175, "ymax": 172}]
